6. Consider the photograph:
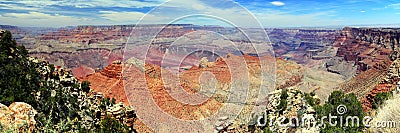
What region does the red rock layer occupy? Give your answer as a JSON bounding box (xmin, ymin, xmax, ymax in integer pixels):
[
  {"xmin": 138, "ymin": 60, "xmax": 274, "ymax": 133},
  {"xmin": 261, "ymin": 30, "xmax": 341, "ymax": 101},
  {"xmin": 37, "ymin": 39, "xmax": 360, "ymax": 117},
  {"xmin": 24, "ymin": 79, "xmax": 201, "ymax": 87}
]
[
  {"xmin": 335, "ymin": 27, "xmax": 397, "ymax": 72},
  {"xmin": 335, "ymin": 28, "xmax": 396, "ymax": 104},
  {"xmin": 361, "ymin": 84, "xmax": 395, "ymax": 112},
  {"xmin": 77, "ymin": 61, "xmax": 127, "ymax": 104},
  {"xmin": 340, "ymin": 67, "xmax": 389, "ymax": 99},
  {"xmin": 76, "ymin": 53, "xmax": 301, "ymax": 132},
  {"xmin": 37, "ymin": 25, "xmax": 194, "ymax": 45},
  {"xmin": 72, "ymin": 65, "xmax": 95, "ymax": 78},
  {"xmin": 100, "ymin": 61, "xmax": 122, "ymax": 78}
]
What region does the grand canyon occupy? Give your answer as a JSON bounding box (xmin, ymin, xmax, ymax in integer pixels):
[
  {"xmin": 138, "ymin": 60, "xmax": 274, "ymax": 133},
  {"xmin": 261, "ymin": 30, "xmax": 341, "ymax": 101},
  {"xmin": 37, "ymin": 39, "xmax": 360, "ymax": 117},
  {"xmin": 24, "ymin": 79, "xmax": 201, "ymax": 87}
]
[
  {"xmin": 1, "ymin": 0, "xmax": 400, "ymax": 132},
  {"xmin": 1, "ymin": 23, "xmax": 400, "ymax": 132}
]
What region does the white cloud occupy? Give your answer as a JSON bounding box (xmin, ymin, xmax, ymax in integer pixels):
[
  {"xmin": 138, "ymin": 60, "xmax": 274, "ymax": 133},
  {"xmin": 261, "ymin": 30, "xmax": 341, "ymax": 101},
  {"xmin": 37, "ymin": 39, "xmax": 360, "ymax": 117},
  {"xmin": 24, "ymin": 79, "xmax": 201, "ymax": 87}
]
[
  {"xmin": 0, "ymin": 3, "xmax": 39, "ymax": 11},
  {"xmin": 270, "ymin": 1, "xmax": 285, "ymax": 6},
  {"xmin": 0, "ymin": 0, "xmax": 346, "ymax": 27},
  {"xmin": 144, "ymin": 0, "xmax": 267, "ymax": 27},
  {"xmin": 360, "ymin": 10, "xmax": 366, "ymax": 13},
  {"xmin": 387, "ymin": 3, "xmax": 400, "ymax": 9},
  {"xmin": 99, "ymin": 11, "xmax": 165, "ymax": 23},
  {"xmin": 2, "ymin": 0, "xmax": 164, "ymax": 9},
  {"xmin": 0, "ymin": 12, "xmax": 98, "ymax": 27}
]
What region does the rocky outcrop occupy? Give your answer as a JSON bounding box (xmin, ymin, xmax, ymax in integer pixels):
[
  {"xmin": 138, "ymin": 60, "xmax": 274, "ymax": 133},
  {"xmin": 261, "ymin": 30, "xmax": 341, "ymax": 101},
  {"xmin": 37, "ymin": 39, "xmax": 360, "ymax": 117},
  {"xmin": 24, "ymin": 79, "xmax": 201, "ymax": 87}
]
[
  {"xmin": 27, "ymin": 57, "xmax": 136, "ymax": 131},
  {"xmin": 382, "ymin": 59, "xmax": 400, "ymax": 84},
  {"xmin": 335, "ymin": 27, "xmax": 398, "ymax": 72},
  {"xmin": 361, "ymin": 84, "xmax": 395, "ymax": 112},
  {"xmin": 80, "ymin": 92, "xmax": 136, "ymax": 128},
  {"xmin": 100, "ymin": 60, "xmax": 122, "ymax": 78},
  {"xmin": 334, "ymin": 28, "xmax": 400, "ymax": 101},
  {"xmin": 361, "ymin": 58, "xmax": 400, "ymax": 111},
  {"xmin": 77, "ymin": 60, "xmax": 127, "ymax": 104},
  {"xmin": 325, "ymin": 57, "xmax": 357, "ymax": 79},
  {"xmin": 0, "ymin": 30, "xmax": 4, "ymax": 37},
  {"xmin": 198, "ymin": 57, "xmax": 216, "ymax": 68},
  {"xmin": 0, "ymin": 102, "xmax": 37, "ymax": 132},
  {"xmin": 265, "ymin": 87, "xmax": 319, "ymax": 133}
]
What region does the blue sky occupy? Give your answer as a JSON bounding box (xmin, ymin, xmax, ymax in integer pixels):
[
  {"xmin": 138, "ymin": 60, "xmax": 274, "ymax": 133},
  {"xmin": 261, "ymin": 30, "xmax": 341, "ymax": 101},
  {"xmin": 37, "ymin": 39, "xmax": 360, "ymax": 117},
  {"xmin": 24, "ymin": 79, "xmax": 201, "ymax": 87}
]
[{"xmin": 0, "ymin": 0, "xmax": 399, "ymax": 27}]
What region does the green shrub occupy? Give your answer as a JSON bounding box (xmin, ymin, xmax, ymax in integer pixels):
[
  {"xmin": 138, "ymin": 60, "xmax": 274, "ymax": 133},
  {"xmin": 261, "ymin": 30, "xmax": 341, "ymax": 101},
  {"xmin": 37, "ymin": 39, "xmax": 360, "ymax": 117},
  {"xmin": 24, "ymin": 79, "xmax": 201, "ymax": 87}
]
[
  {"xmin": 81, "ymin": 80, "xmax": 91, "ymax": 93},
  {"xmin": 304, "ymin": 92, "xmax": 320, "ymax": 107},
  {"xmin": 315, "ymin": 91, "xmax": 364, "ymax": 132},
  {"xmin": 277, "ymin": 89, "xmax": 288, "ymax": 112},
  {"xmin": 97, "ymin": 116, "xmax": 130, "ymax": 133},
  {"xmin": 372, "ymin": 92, "xmax": 392, "ymax": 109}
]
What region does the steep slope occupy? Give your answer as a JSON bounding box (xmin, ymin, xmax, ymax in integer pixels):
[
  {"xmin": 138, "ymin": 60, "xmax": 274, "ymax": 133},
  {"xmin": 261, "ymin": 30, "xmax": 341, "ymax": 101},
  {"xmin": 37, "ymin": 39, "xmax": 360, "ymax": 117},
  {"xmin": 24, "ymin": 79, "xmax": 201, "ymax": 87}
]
[
  {"xmin": 334, "ymin": 28, "xmax": 399, "ymax": 102},
  {"xmin": 77, "ymin": 60, "xmax": 127, "ymax": 104},
  {"xmin": 78, "ymin": 53, "xmax": 329, "ymax": 132}
]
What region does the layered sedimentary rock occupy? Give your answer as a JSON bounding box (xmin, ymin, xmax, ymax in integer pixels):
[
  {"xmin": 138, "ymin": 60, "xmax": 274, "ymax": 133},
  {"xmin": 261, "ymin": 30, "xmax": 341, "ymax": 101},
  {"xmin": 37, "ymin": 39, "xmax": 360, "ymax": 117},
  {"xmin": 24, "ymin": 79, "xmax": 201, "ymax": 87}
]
[
  {"xmin": 361, "ymin": 58, "xmax": 400, "ymax": 111},
  {"xmin": 77, "ymin": 60, "xmax": 127, "ymax": 104},
  {"xmin": 361, "ymin": 84, "xmax": 395, "ymax": 112},
  {"xmin": 268, "ymin": 28, "xmax": 340, "ymax": 63},
  {"xmin": 335, "ymin": 28, "xmax": 400, "ymax": 108},
  {"xmin": 30, "ymin": 48, "xmax": 123, "ymax": 70},
  {"xmin": 335, "ymin": 27, "xmax": 399, "ymax": 72},
  {"xmin": 80, "ymin": 51, "xmax": 337, "ymax": 132},
  {"xmin": 338, "ymin": 64, "xmax": 389, "ymax": 99},
  {"xmin": 382, "ymin": 58, "xmax": 400, "ymax": 84}
]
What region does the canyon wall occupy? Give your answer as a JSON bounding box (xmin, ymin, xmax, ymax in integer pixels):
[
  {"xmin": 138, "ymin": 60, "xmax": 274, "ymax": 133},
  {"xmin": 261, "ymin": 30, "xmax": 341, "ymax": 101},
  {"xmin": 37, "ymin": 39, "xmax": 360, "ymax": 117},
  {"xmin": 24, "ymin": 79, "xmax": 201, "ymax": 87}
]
[{"xmin": 336, "ymin": 27, "xmax": 400, "ymax": 71}]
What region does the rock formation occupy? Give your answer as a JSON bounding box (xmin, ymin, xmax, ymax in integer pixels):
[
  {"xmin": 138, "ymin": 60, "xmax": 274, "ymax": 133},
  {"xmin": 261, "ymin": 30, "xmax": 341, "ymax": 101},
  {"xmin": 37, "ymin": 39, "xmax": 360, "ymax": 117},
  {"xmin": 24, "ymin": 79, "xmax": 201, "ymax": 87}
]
[
  {"xmin": 72, "ymin": 65, "xmax": 95, "ymax": 78},
  {"xmin": 0, "ymin": 57, "xmax": 137, "ymax": 132},
  {"xmin": 265, "ymin": 87, "xmax": 319, "ymax": 133},
  {"xmin": 0, "ymin": 30, "xmax": 4, "ymax": 37},
  {"xmin": 361, "ymin": 58, "xmax": 400, "ymax": 111},
  {"xmin": 325, "ymin": 57, "xmax": 357, "ymax": 79},
  {"xmin": 268, "ymin": 28, "xmax": 339, "ymax": 64},
  {"xmin": 77, "ymin": 60, "xmax": 127, "ymax": 103},
  {"xmin": 361, "ymin": 84, "xmax": 394, "ymax": 112},
  {"xmin": 0, "ymin": 102, "xmax": 37, "ymax": 132},
  {"xmin": 335, "ymin": 27, "xmax": 398, "ymax": 72},
  {"xmin": 382, "ymin": 58, "xmax": 400, "ymax": 84},
  {"xmin": 335, "ymin": 28, "xmax": 399, "ymax": 101}
]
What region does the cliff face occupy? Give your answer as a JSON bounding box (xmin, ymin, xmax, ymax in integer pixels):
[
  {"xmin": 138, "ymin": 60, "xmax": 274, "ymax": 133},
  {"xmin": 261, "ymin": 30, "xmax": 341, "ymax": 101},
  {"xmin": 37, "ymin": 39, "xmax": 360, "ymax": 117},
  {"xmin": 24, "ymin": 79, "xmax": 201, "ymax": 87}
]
[
  {"xmin": 36, "ymin": 24, "xmax": 195, "ymax": 45},
  {"xmin": 77, "ymin": 60, "xmax": 127, "ymax": 103},
  {"xmin": 361, "ymin": 59, "xmax": 400, "ymax": 111},
  {"xmin": 335, "ymin": 27, "xmax": 399, "ymax": 72},
  {"xmin": 31, "ymin": 48, "xmax": 123, "ymax": 71},
  {"xmin": 334, "ymin": 28, "xmax": 400, "ymax": 110},
  {"xmin": 268, "ymin": 29, "xmax": 339, "ymax": 64},
  {"xmin": 341, "ymin": 27, "xmax": 400, "ymax": 50}
]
